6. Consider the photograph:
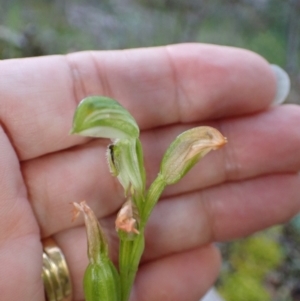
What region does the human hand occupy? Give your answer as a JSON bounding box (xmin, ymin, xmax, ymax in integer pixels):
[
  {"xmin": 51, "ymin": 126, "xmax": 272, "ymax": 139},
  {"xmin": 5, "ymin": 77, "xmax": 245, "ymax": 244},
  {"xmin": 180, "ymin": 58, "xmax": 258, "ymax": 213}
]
[{"xmin": 0, "ymin": 44, "xmax": 299, "ymax": 301}]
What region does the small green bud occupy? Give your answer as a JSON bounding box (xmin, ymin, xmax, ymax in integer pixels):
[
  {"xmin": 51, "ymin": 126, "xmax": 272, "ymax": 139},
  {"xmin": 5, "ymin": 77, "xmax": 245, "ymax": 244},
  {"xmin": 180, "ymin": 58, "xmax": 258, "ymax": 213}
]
[
  {"xmin": 71, "ymin": 96, "xmax": 139, "ymax": 139},
  {"xmin": 160, "ymin": 126, "xmax": 227, "ymax": 185},
  {"xmin": 83, "ymin": 261, "xmax": 120, "ymax": 301}
]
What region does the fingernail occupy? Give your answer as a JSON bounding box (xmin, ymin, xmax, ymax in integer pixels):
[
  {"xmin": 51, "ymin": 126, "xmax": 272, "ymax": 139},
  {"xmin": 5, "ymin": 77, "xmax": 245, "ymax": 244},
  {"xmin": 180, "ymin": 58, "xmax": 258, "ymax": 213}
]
[{"xmin": 270, "ymin": 64, "xmax": 291, "ymax": 105}]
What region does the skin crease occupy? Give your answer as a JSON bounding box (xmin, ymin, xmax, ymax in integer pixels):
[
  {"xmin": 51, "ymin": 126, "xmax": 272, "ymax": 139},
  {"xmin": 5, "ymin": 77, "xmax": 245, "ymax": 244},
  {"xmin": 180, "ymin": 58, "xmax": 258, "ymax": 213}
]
[{"xmin": 0, "ymin": 43, "xmax": 299, "ymax": 301}]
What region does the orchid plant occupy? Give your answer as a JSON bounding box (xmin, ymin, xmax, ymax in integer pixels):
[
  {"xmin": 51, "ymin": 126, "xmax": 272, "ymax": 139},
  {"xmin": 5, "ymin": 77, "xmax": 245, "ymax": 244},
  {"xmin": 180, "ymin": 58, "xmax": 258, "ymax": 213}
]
[{"xmin": 70, "ymin": 96, "xmax": 227, "ymax": 301}]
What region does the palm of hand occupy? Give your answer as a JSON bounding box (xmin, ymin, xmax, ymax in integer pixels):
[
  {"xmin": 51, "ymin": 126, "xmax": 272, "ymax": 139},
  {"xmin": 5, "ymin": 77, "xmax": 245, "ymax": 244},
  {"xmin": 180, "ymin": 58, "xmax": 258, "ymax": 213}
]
[{"xmin": 1, "ymin": 44, "xmax": 299, "ymax": 301}]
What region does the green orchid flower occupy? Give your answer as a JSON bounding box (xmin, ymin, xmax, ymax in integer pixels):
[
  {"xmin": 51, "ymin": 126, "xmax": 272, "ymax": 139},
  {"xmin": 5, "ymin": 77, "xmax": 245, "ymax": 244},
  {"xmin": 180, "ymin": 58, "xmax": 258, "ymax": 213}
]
[{"xmin": 71, "ymin": 96, "xmax": 227, "ymax": 301}]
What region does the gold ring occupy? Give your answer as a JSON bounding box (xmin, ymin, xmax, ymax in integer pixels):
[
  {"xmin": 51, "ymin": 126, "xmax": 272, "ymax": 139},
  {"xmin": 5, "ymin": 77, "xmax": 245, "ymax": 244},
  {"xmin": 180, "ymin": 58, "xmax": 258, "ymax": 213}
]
[{"xmin": 42, "ymin": 238, "xmax": 72, "ymax": 301}]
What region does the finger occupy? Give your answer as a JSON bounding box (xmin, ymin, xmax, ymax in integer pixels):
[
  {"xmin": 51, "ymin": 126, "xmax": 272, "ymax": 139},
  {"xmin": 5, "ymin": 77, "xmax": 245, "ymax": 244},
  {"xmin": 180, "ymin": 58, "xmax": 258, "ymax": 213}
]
[
  {"xmin": 143, "ymin": 173, "xmax": 300, "ymax": 261},
  {"xmin": 146, "ymin": 104, "xmax": 300, "ymax": 196},
  {"xmin": 55, "ymin": 171, "xmax": 296, "ymax": 301},
  {"xmin": 0, "ymin": 44, "xmax": 276, "ymax": 160},
  {"xmin": 0, "ymin": 127, "xmax": 43, "ymax": 301},
  {"xmin": 22, "ymin": 105, "xmax": 300, "ymax": 236},
  {"xmin": 130, "ymin": 245, "xmax": 220, "ymax": 301},
  {"xmin": 22, "ymin": 139, "xmax": 121, "ymax": 238},
  {"xmin": 0, "ymin": 237, "xmax": 44, "ymax": 301},
  {"xmin": 54, "ymin": 172, "xmax": 299, "ymax": 294},
  {"xmin": 54, "ymin": 226, "xmax": 220, "ymax": 301},
  {"xmin": 52, "ymin": 172, "xmax": 299, "ymax": 300},
  {"xmin": 54, "ymin": 225, "xmax": 119, "ymax": 300}
]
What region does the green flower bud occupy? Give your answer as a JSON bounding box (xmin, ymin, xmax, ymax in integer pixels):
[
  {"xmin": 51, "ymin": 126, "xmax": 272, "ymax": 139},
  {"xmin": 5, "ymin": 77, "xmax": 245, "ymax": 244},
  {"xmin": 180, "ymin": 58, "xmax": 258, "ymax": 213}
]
[
  {"xmin": 72, "ymin": 201, "xmax": 120, "ymax": 301},
  {"xmin": 160, "ymin": 126, "xmax": 227, "ymax": 185},
  {"xmin": 83, "ymin": 261, "xmax": 120, "ymax": 301},
  {"xmin": 71, "ymin": 96, "xmax": 146, "ymax": 199},
  {"xmin": 71, "ymin": 96, "xmax": 139, "ymax": 139}
]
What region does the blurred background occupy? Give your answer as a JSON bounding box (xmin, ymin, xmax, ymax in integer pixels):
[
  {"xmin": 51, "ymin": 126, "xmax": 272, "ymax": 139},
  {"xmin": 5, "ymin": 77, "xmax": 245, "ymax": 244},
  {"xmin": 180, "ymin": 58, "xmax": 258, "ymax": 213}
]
[
  {"xmin": 0, "ymin": 0, "xmax": 299, "ymax": 104},
  {"xmin": 1, "ymin": 0, "xmax": 300, "ymax": 300}
]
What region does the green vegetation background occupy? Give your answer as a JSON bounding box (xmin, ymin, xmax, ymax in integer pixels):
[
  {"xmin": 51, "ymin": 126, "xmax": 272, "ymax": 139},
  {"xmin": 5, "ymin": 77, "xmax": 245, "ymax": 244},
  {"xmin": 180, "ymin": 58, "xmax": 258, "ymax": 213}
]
[
  {"xmin": 0, "ymin": 0, "xmax": 299, "ymax": 103},
  {"xmin": 1, "ymin": 0, "xmax": 300, "ymax": 300}
]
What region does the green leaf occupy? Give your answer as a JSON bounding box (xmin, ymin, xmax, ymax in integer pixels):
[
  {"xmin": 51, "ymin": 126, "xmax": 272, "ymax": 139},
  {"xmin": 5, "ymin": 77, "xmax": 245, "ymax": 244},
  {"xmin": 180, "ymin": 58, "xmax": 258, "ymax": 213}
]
[{"xmin": 71, "ymin": 96, "xmax": 139, "ymax": 139}]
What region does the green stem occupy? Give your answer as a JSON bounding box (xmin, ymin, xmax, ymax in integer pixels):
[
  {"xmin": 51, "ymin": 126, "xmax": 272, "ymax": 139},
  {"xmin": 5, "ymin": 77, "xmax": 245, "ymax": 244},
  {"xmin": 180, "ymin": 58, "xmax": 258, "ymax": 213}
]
[
  {"xmin": 142, "ymin": 173, "xmax": 166, "ymax": 224},
  {"xmin": 119, "ymin": 233, "xmax": 145, "ymax": 301},
  {"xmin": 119, "ymin": 239, "xmax": 133, "ymax": 301},
  {"xmin": 119, "ymin": 174, "xmax": 167, "ymax": 301}
]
